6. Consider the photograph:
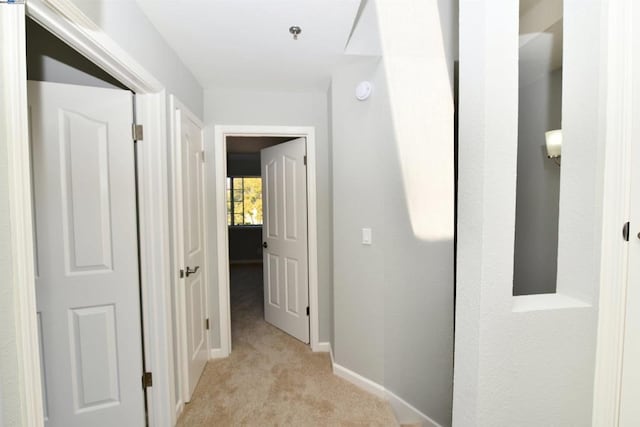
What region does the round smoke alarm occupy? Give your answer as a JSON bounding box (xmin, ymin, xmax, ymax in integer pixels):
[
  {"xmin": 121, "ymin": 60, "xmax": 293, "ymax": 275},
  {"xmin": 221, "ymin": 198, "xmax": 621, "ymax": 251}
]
[{"xmin": 355, "ymin": 81, "xmax": 372, "ymax": 101}]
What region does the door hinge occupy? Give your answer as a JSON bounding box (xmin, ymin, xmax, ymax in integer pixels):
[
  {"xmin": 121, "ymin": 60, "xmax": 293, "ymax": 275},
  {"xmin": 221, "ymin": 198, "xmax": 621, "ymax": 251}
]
[
  {"xmin": 142, "ymin": 372, "xmax": 153, "ymax": 389},
  {"xmin": 623, "ymin": 221, "xmax": 630, "ymax": 242},
  {"xmin": 304, "ymin": 155, "xmax": 307, "ymax": 166},
  {"xmin": 132, "ymin": 124, "xmax": 144, "ymax": 141},
  {"xmin": 306, "ymin": 306, "xmax": 309, "ymax": 316},
  {"xmin": 205, "ymin": 318, "xmax": 210, "ymax": 330}
]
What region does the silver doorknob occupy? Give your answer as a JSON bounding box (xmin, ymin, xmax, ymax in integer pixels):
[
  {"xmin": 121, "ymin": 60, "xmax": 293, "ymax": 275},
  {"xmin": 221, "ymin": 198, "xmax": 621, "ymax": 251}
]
[{"xmin": 185, "ymin": 266, "xmax": 200, "ymax": 277}]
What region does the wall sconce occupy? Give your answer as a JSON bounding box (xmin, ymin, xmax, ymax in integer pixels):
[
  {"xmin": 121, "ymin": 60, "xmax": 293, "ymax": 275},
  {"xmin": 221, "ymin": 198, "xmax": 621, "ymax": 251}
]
[{"xmin": 545, "ymin": 129, "xmax": 562, "ymax": 165}]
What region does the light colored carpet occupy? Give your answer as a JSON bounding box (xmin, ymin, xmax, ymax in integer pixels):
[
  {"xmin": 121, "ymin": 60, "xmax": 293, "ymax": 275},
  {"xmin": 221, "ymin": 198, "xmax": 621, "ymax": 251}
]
[{"xmin": 177, "ymin": 264, "xmax": 398, "ymax": 426}]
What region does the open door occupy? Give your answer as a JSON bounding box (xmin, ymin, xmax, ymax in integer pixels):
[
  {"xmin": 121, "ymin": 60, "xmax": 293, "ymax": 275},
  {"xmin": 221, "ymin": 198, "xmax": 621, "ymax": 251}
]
[
  {"xmin": 261, "ymin": 138, "xmax": 309, "ymax": 343},
  {"xmin": 175, "ymin": 102, "xmax": 208, "ymax": 402},
  {"xmin": 29, "ymin": 81, "xmax": 145, "ymax": 426}
]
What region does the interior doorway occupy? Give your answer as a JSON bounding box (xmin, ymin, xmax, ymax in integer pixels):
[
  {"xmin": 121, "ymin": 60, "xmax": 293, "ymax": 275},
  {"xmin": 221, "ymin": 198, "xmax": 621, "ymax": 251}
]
[
  {"xmin": 213, "ymin": 126, "xmax": 321, "ymax": 356},
  {"xmin": 26, "ymin": 18, "xmax": 147, "ymax": 426},
  {"xmin": 226, "ymin": 136, "xmax": 310, "ymax": 345}
]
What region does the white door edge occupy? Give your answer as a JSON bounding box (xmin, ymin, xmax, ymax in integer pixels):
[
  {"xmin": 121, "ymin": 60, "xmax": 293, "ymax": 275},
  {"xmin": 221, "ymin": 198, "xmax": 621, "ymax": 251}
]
[
  {"xmin": 169, "ymin": 95, "xmax": 209, "ymax": 404},
  {"xmin": 213, "ymin": 125, "xmax": 320, "ymax": 356},
  {"xmin": 592, "ymin": 0, "xmax": 635, "ymax": 424},
  {"xmin": 1, "ymin": 4, "xmax": 44, "ymax": 425}
]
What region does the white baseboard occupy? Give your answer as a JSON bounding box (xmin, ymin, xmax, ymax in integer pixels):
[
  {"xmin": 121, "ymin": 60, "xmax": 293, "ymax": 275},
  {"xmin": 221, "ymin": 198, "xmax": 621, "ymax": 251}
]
[
  {"xmin": 313, "ymin": 341, "xmax": 331, "ymax": 353},
  {"xmin": 385, "ymin": 389, "xmax": 442, "ymax": 427},
  {"xmin": 175, "ymin": 400, "xmax": 184, "ymax": 422},
  {"xmin": 209, "ymin": 348, "xmax": 227, "ymax": 359},
  {"xmin": 332, "ymin": 362, "xmax": 386, "ymax": 399},
  {"xmin": 327, "ymin": 344, "xmax": 441, "ymax": 427}
]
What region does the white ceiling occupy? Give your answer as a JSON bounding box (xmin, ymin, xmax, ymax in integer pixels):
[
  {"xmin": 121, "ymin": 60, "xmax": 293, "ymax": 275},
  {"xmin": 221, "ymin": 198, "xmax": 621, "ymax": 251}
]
[{"xmin": 135, "ymin": 0, "xmax": 362, "ymax": 90}]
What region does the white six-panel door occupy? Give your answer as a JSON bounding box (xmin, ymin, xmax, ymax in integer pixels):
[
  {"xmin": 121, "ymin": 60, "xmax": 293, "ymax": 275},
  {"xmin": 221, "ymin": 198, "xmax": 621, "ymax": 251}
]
[
  {"xmin": 261, "ymin": 138, "xmax": 309, "ymax": 343},
  {"xmin": 29, "ymin": 81, "xmax": 145, "ymax": 426},
  {"xmin": 176, "ymin": 106, "xmax": 208, "ymax": 402}
]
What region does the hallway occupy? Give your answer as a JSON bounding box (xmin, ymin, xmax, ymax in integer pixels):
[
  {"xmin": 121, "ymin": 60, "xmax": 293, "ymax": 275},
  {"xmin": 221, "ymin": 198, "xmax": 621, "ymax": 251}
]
[{"xmin": 177, "ymin": 264, "xmax": 397, "ymax": 426}]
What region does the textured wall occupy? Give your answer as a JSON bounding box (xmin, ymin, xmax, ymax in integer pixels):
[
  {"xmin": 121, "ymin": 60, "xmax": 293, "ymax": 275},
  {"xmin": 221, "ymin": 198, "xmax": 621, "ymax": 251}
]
[{"xmin": 453, "ymin": 0, "xmax": 603, "ymax": 425}]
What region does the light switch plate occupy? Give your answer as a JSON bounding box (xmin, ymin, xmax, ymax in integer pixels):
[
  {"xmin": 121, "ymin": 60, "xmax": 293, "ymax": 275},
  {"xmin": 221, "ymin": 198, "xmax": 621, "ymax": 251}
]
[{"xmin": 362, "ymin": 228, "xmax": 372, "ymax": 245}]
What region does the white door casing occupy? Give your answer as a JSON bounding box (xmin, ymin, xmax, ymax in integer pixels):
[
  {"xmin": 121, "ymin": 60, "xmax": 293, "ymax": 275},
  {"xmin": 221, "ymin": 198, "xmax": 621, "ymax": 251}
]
[
  {"xmin": 619, "ymin": 1, "xmax": 640, "ymax": 421},
  {"xmin": 176, "ymin": 104, "xmax": 208, "ymax": 402},
  {"xmin": 29, "ymin": 81, "xmax": 145, "ymax": 426},
  {"xmin": 261, "ymin": 138, "xmax": 310, "ymax": 343}
]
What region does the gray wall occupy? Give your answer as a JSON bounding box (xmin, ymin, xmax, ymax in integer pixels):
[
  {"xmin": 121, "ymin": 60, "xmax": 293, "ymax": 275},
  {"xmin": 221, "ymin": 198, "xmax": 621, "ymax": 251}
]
[
  {"xmin": 66, "ymin": 0, "xmax": 203, "ymax": 116},
  {"xmin": 331, "ymin": 58, "xmax": 388, "ymax": 385},
  {"xmin": 331, "ymin": 56, "xmax": 454, "ymax": 425},
  {"xmin": 26, "ymin": 18, "xmax": 126, "ymax": 90},
  {"xmin": 228, "ymin": 227, "xmax": 262, "ymax": 262},
  {"xmin": 513, "ymin": 69, "xmax": 562, "ymax": 295},
  {"xmin": 204, "ymin": 88, "xmax": 331, "ymax": 347}
]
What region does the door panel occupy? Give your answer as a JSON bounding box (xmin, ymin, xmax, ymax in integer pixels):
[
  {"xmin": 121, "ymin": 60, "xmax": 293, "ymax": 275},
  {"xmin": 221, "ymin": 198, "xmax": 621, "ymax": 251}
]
[
  {"xmin": 261, "ymin": 138, "xmax": 309, "ymax": 343},
  {"xmin": 177, "ymin": 107, "xmax": 207, "ymax": 402},
  {"xmin": 29, "ymin": 81, "xmax": 145, "ymax": 427}
]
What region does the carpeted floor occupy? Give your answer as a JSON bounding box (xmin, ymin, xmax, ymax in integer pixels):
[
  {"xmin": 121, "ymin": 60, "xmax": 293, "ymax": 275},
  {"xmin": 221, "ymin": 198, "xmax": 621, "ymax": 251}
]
[{"xmin": 177, "ymin": 263, "xmax": 398, "ymax": 426}]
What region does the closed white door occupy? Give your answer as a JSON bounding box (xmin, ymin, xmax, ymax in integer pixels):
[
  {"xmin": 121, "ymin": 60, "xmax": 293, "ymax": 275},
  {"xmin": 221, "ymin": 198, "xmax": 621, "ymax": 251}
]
[
  {"xmin": 619, "ymin": 4, "xmax": 640, "ymax": 422},
  {"xmin": 261, "ymin": 138, "xmax": 309, "ymax": 343},
  {"xmin": 29, "ymin": 81, "xmax": 145, "ymax": 426},
  {"xmin": 176, "ymin": 106, "xmax": 208, "ymax": 401}
]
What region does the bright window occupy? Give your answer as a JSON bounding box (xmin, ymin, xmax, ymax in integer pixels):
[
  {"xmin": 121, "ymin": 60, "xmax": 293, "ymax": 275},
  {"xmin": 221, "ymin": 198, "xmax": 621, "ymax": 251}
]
[{"xmin": 226, "ymin": 177, "xmax": 263, "ymax": 226}]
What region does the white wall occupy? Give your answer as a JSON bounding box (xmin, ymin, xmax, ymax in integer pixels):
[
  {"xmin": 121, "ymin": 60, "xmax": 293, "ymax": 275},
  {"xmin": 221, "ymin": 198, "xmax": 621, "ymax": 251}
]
[
  {"xmin": 204, "ymin": 88, "xmax": 332, "ymax": 347},
  {"xmin": 453, "ymin": 0, "xmax": 604, "ymax": 425}
]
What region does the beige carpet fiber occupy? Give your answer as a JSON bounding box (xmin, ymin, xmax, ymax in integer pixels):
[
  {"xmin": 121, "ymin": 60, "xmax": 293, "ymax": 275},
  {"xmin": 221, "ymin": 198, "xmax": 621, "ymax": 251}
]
[{"xmin": 177, "ymin": 264, "xmax": 398, "ymax": 426}]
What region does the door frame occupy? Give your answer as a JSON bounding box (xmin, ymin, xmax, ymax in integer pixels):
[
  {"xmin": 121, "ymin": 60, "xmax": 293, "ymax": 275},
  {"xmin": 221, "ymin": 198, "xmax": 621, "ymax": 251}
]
[
  {"xmin": 213, "ymin": 125, "xmax": 320, "ymax": 356},
  {"xmin": 591, "ymin": 0, "xmax": 635, "ymax": 424},
  {"xmin": 169, "ymin": 95, "xmax": 210, "ymax": 415},
  {"xmin": 3, "ymin": 0, "xmax": 177, "ymax": 425}
]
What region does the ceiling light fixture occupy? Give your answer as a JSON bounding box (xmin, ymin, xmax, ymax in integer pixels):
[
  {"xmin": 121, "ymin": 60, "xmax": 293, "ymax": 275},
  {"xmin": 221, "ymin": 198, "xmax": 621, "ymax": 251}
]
[{"xmin": 289, "ymin": 26, "xmax": 302, "ymax": 40}]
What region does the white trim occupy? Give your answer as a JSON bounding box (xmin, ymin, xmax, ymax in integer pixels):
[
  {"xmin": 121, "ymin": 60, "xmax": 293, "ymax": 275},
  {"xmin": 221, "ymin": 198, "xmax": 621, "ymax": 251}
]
[
  {"xmin": 314, "ymin": 342, "xmax": 331, "ymax": 353},
  {"xmin": 134, "ymin": 92, "xmax": 175, "ymax": 427},
  {"xmin": 332, "ymin": 363, "xmax": 385, "ymax": 399},
  {"xmin": 169, "ymin": 95, "xmax": 209, "ymax": 404},
  {"xmin": 385, "ymin": 390, "xmax": 442, "ymax": 427},
  {"xmin": 1, "ymin": 4, "xmax": 45, "ymax": 425},
  {"xmin": 329, "ymin": 345, "xmax": 441, "ymax": 427},
  {"xmin": 209, "ymin": 348, "xmax": 227, "ymax": 359},
  {"xmin": 5, "ymin": 1, "xmax": 175, "ymax": 425},
  {"xmin": 174, "ymin": 400, "xmax": 185, "ymax": 424},
  {"xmin": 167, "ymin": 94, "xmax": 184, "ymax": 424},
  {"xmin": 27, "ymin": 0, "xmax": 162, "ymax": 94},
  {"xmin": 213, "ymin": 125, "xmax": 321, "ymax": 356},
  {"xmin": 592, "ymin": 0, "xmax": 634, "ymax": 425}
]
